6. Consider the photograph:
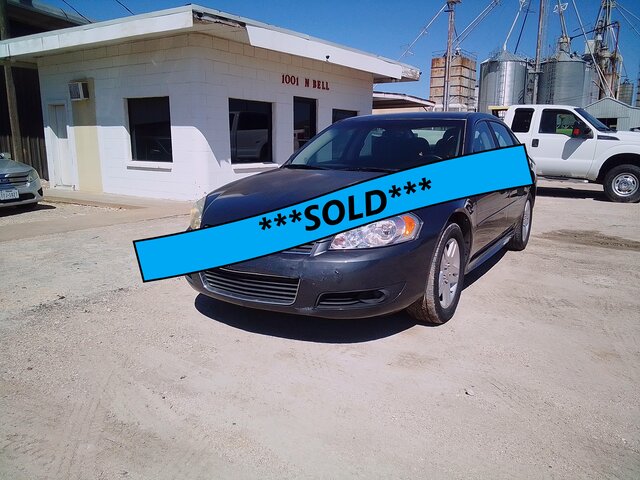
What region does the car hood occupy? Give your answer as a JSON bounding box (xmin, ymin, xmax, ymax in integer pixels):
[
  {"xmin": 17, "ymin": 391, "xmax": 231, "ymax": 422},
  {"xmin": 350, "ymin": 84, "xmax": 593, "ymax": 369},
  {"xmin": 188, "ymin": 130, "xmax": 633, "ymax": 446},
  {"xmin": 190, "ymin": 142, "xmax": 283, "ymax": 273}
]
[
  {"xmin": 0, "ymin": 158, "xmax": 32, "ymax": 175},
  {"xmin": 202, "ymin": 167, "xmax": 383, "ymax": 226}
]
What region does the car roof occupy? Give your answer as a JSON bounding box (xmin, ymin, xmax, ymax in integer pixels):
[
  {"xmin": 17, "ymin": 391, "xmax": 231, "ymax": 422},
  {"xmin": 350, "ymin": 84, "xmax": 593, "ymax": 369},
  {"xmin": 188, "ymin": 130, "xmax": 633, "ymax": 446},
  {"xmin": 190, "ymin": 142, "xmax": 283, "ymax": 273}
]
[{"xmin": 343, "ymin": 112, "xmax": 499, "ymax": 123}]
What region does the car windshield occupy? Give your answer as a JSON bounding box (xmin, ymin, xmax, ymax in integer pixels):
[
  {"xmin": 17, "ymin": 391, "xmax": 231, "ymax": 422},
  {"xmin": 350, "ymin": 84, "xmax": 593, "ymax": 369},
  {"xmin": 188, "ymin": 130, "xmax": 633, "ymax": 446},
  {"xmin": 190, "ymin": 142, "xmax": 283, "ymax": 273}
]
[
  {"xmin": 284, "ymin": 119, "xmax": 465, "ymax": 172},
  {"xmin": 576, "ymin": 108, "xmax": 613, "ymax": 132}
]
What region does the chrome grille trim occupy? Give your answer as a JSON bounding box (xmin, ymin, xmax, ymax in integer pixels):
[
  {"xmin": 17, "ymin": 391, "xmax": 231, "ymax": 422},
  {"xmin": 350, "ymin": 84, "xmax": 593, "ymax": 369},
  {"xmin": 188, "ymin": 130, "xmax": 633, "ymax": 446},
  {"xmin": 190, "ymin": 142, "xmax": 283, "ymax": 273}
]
[{"xmin": 0, "ymin": 173, "xmax": 29, "ymax": 188}]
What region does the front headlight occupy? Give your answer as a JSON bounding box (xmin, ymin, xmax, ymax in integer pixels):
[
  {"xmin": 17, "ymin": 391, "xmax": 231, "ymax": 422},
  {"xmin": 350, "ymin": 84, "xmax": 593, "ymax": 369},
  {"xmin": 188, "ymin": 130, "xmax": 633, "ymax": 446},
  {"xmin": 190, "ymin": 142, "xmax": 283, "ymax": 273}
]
[
  {"xmin": 27, "ymin": 169, "xmax": 40, "ymax": 183},
  {"xmin": 330, "ymin": 214, "xmax": 422, "ymax": 250},
  {"xmin": 189, "ymin": 196, "xmax": 207, "ymax": 230}
]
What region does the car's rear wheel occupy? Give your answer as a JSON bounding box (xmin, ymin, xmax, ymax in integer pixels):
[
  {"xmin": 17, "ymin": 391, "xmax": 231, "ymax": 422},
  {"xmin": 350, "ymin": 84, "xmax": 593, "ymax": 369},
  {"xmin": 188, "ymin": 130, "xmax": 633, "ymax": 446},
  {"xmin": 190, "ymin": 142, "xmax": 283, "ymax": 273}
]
[
  {"xmin": 603, "ymin": 164, "xmax": 640, "ymax": 203},
  {"xmin": 507, "ymin": 196, "xmax": 532, "ymax": 251},
  {"xmin": 407, "ymin": 223, "xmax": 465, "ymax": 325}
]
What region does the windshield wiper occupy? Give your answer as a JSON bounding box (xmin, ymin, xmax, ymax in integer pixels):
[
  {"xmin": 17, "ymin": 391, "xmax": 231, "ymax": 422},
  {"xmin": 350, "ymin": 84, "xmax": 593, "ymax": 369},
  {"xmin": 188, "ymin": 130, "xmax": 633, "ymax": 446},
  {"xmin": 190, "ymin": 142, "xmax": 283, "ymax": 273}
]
[
  {"xmin": 281, "ymin": 164, "xmax": 333, "ymax": 170},
  {"xmin": 340, "ymin": 166, "xmax": 396, "ymax": 173}
]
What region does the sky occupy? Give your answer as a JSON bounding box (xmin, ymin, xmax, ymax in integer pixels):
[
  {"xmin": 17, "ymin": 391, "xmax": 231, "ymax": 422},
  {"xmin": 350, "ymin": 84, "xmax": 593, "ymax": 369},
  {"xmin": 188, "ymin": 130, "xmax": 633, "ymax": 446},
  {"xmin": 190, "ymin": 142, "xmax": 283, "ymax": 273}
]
[{"xmin": 43, "ymin": 0, "xmax": 640, "ymax": 100}]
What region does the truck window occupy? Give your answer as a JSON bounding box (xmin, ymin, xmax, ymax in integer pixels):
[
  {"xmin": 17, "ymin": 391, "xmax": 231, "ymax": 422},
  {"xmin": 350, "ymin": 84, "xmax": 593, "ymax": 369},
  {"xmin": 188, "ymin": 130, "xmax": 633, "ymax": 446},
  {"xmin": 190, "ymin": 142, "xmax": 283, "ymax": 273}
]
[
  {"xmin": 539, "ymin": 109, "xmax": 583, "ymax": 136},
  {"xmin": 511, "ymin": 108, "xmax": 534, "ymax": 133},
  {"xmin": 489, "ymin": 122, "xmax": 516, "ymax": 147}
]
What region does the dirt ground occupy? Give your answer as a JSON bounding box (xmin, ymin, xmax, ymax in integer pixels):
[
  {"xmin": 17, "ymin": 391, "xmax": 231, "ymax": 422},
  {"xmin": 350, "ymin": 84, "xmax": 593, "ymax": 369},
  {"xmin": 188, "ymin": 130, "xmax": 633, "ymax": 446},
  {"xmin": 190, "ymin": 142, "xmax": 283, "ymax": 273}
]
[{"xmin": 1, "ymin": 181, "xmax": 639, "ymax": 479}]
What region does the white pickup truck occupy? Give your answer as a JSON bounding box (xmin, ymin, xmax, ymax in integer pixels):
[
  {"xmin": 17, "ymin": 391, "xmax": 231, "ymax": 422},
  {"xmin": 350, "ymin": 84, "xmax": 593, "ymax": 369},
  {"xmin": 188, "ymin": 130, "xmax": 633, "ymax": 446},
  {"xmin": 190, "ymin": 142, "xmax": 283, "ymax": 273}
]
[{"xmin": 503, "ymin": 104, "xmax": 640, "ymax": 203}]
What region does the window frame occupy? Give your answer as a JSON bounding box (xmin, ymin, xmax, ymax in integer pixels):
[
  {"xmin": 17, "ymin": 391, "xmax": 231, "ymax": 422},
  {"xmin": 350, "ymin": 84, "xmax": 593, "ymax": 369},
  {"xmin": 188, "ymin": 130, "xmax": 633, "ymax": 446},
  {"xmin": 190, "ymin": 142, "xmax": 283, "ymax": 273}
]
[
  {"xmin": 538, "ymin": 108, "xmax": 585, "ymax": 136},
  {"xmin": 228, "ymin": 98, "xmax": 274, "ymax": 164},
  {"xmin": 294, "ymin": 96, "xmax": 318, "ymax": 150},
  {"xmin": 471, "ymin": 120, "xmax": 498, "ymax": 153},
  {"xmin": 488, "ymin": 121, "xmax": 518, "ymax": 147},
  {"xmin": 126, "ymin": 96, "xmax": 173, "ymax": 164},
  {"xmin": 511, "ymin": 108, "xmax": 535, "ymax": 133}
]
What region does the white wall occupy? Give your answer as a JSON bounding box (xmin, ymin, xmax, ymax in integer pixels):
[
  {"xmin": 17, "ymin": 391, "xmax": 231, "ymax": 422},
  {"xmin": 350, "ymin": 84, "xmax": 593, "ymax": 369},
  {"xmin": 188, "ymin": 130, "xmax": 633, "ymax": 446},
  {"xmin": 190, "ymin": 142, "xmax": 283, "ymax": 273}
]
[{"xmin": 37, "ymin": 33, "xmax": 374, "ymax": 200}]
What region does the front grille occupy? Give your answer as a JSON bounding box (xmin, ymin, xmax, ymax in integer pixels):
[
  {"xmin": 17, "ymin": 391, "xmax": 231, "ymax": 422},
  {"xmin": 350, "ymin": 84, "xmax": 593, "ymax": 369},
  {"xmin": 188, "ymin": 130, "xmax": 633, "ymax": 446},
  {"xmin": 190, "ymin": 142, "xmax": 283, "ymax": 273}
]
[
  {"xmin": 283, "ymin": 242, "xmax": 315, "ymax": 254},
  {"xmin": 201, "ymin": 268, "xmax": 299, "ymax": 305},
  {"xmin": 0, "ymin": 174, "xmax": 29, "ymax": 187}
]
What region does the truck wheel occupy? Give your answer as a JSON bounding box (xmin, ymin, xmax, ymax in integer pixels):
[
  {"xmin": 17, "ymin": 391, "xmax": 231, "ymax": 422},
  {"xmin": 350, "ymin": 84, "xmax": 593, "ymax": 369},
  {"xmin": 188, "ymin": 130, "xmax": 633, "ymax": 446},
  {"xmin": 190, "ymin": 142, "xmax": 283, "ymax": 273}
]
[
  {"xmin": 603, "ymin": 165, "xmax": 640, "ymax": 203},
  {"xmin": 507, "ymin": 196, "xmax": 532, "ymax": 251},
  {"xmin": 407, "ymin": 223, "xmax": 466, "ymax": 325}
]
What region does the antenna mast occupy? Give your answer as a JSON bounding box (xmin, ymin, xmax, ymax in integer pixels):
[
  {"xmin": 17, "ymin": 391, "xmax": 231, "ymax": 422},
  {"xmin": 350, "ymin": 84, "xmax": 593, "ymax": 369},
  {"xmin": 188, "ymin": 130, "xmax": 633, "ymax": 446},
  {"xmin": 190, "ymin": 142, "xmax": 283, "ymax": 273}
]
[{"xmin": 443, "ymin": 0, "xmax": 461, "ymax": 112}]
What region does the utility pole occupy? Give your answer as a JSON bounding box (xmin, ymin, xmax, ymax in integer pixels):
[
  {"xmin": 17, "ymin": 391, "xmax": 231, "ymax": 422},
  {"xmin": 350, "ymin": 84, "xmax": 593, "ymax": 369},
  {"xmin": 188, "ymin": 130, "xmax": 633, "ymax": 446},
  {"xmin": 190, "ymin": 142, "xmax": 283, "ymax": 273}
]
[
  {"xmin": 443, "ymin": 0, "xmax": 460, "ymax": 112},
  {"xmin": 0, "ymin": 0, "xmax": 22, "ymax": 160},
  {"xmin": 532, "ymin": 0, "xmax": 545, "ymax": 104}
]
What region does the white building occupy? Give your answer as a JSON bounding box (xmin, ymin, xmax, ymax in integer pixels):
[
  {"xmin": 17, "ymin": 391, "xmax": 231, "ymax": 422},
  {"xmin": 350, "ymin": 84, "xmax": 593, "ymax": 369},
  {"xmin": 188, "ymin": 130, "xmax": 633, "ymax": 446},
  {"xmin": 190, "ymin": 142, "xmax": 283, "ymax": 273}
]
[{"xmin": 0, "ymin": 5, "xmax": 419, "ymax": 200}]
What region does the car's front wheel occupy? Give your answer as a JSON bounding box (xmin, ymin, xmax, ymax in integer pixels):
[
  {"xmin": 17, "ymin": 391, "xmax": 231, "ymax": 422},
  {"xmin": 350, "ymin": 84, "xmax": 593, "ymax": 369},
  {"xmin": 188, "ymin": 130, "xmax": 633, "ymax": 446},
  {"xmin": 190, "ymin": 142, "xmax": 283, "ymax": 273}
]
[{"xmin": 407, "ymin": 223, "xmax": 466, "ymax": 325}]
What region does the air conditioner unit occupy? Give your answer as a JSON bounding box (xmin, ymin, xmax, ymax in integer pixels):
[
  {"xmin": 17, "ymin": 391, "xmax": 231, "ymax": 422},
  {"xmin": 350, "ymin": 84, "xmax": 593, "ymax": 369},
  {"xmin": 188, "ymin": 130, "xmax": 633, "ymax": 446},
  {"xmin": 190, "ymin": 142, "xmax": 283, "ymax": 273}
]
[{"xmin": 68, "ymin": 81, "xmax": 89, "ymax": 101}]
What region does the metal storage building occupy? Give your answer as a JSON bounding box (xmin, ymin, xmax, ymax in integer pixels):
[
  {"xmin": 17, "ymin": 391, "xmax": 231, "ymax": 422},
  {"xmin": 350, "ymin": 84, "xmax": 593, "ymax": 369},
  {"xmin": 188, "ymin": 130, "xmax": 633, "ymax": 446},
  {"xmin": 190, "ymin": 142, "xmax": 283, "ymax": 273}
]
[{"xmin": 584, "ymin": 97, "xmax": 640, "ymax": 131}]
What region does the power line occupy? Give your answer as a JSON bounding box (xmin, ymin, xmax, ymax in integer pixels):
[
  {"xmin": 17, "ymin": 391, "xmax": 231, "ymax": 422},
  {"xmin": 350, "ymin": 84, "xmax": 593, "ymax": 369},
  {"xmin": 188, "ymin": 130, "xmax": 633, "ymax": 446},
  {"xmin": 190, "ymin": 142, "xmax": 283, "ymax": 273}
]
[
  {"xmin": 617, "ymin": 3, "xmax": 640, "ymax": 24},
  {"xmin": 514, "ymin": 0, "xmax": 532, "ymax": 52},
  {"xmin": 617, "ymin": 7, "xmax": 640, "ymax": 40},
  {"xmin": 571, "ymin": 0, "xmax": 613, "ymax": 97},
  {"xmin": 400, "ymin": 4, "xmax": 447, "ymax": 59},
  {"xmin": 60, "ymin": 0, "xmax": 91, "ymax": 23},
  {"xmin": 114, "ymin": 0, "xmax": 135, "ymax": 15}
]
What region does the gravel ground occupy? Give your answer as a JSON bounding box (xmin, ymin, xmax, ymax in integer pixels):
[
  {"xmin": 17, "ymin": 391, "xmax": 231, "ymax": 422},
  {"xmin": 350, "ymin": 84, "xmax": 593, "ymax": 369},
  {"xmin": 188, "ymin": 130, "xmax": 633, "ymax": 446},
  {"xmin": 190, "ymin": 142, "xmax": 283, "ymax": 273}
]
[
  {"xmin": 0, "ymin": 202, "xmax": 121, "ymax": 227},
  {"xmin": 0, "ymin": 182, "xmax": 639, "ymax": 479}
]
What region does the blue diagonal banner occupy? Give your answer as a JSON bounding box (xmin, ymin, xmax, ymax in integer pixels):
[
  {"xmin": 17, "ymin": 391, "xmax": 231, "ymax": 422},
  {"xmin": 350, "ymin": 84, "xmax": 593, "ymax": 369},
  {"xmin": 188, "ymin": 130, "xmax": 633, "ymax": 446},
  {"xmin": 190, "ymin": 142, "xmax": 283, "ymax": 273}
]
[{"xmin": 134, "ymin": 145, "xmax": 533, "ymax": 282}]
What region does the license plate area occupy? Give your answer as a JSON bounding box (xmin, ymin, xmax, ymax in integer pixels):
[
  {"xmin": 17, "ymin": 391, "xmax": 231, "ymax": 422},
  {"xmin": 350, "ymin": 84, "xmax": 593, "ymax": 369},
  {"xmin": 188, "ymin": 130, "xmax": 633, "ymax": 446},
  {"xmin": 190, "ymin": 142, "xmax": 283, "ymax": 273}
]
[{"xmin": 0, "ymin": 189, "xmax": 19, "ymax": 201}]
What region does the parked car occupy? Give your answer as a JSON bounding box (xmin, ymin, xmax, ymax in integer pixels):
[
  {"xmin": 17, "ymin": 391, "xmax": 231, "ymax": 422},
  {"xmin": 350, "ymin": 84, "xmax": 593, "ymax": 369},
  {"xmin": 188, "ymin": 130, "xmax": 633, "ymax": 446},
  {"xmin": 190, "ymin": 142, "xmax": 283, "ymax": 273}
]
[
  {"xmin": 0, "ymin": 153, "xmax": 43, "ymax": 208},
  {"xmin": 186, "ymin": 113, "xmax": 536, "ymax": 324},
  {"xmin": 503, "ymin": 104, "xmax": 640, "ymax": 203}
]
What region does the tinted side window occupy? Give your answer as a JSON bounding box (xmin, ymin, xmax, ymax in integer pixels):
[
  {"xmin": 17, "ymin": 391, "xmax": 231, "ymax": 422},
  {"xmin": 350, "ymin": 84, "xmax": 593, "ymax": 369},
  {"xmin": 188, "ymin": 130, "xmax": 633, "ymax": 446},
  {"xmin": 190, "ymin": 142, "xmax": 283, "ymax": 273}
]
[
  {"xmin": 511, "ymin": 108, "xmax": 534, "ymax": 132},
  {"xmin": 472, "ymin": 122, "xmax": 496, "ymax": 153},
  {"xmin": 489, "ymin": 122, "xmax": 516, "ymax": 147},
  {"xmin": 539, "ymin": 109, "xmax": 582, "ymax": 136}
]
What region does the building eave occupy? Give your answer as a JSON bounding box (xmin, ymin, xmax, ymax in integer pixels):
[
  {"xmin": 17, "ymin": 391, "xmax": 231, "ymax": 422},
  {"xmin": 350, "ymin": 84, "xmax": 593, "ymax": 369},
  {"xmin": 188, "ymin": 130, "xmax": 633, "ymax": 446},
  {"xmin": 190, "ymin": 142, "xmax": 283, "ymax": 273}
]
[{"xmin": 0, "ymin": 4, "xmax": 420, "ymax": 83}]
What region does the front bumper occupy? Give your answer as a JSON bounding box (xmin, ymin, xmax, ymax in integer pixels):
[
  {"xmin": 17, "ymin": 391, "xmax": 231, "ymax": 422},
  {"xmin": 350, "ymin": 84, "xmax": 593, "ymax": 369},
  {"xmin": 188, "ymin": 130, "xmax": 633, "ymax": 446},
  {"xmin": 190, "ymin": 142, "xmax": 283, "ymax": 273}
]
[
  {"xmin": 0, "ymin": 177, "xmax": 43, "ymax": 207},
  {"xmin": 186, "ymin": 236, "xmax": 439, "ymax": 319}
]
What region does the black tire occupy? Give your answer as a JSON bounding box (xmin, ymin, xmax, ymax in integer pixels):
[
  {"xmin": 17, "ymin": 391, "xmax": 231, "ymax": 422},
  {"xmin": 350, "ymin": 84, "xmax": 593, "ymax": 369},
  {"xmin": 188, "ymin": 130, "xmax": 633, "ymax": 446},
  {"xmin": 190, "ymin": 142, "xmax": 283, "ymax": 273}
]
[
  {"xmin": 508, "ymin": 196, "xmax": 533, "ymax": 251},
  {"xmin": 603, "ymin": 164, "xmax": 640, "ymax": 203},
  {"xmin": 406, "ymin": 223, "xmax": 466, "ymax": 325}
]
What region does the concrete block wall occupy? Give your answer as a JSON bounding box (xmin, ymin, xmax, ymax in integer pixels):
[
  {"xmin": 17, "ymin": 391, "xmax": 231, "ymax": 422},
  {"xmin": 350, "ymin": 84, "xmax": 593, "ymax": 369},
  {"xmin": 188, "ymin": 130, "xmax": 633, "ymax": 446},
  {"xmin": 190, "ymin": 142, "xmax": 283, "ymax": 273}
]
[{"xmin": 37, "ymin": 32, "xmax": 374, "ymax": 200}]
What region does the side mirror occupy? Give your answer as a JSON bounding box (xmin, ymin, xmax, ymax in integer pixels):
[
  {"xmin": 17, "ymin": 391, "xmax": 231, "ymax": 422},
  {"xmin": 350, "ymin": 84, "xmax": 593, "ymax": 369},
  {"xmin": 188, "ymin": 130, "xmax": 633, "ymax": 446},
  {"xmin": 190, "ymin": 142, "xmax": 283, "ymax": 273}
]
[{"xmin": 571, "ymin": 124, "xmax": 592, "ymax": 139}]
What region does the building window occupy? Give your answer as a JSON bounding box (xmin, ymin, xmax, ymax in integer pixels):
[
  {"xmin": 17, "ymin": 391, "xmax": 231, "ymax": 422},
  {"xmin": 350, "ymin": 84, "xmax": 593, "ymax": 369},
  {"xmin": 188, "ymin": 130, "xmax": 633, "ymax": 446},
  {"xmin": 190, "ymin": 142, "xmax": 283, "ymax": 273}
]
[
  {"xmin": 294, "ymin": 97, "xmax": 317, "ymax": 151},
  {"xmin": 229, "ymin": 99, "xmax": 273, "ymax": 163},
  {"xmin": 127, "ymin": 97, "xmax": 172, "ymax": 162},
  {"xmin": 332, "ymin": 109, "xmax": 358, "ymax": 123}
]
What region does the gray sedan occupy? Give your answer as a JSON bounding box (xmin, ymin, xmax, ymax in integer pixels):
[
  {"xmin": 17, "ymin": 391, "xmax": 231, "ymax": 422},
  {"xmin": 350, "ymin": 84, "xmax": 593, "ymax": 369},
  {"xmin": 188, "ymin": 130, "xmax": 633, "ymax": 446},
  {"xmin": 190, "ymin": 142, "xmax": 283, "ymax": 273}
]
[{"xmin": 0, "ymin": 153, "xmax": 43, "ymax": 208}]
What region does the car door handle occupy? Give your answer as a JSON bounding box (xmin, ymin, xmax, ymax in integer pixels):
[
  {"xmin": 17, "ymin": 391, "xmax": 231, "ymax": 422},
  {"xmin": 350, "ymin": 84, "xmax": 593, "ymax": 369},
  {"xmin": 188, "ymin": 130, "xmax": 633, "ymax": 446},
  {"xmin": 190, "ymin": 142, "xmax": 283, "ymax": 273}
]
[{"xmin": 532, "ymin": 139, "xmax": 539, "ymax": 147}]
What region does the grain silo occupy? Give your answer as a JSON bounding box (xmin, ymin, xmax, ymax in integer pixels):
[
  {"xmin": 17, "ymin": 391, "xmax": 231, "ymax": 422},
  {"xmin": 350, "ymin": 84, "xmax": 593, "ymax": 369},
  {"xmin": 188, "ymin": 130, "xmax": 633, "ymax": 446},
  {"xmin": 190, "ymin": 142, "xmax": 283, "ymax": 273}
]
[
  {"xmin": 538, "ymin": 50, "xmax": 587, "ymax": 106},
  {"xmin": 618, "ymin": 80, "xmax": 634, "ymax": 105},
  {"xmin": 477, "ymin": 50, "xmax": 531, "ymax": 113}
]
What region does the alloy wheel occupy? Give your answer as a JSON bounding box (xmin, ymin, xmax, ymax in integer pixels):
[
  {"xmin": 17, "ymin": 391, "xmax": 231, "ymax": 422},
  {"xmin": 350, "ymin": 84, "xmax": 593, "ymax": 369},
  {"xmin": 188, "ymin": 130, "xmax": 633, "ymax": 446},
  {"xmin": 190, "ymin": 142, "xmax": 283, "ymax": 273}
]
[
  {"xmin": 522, "ymin": 199, "xmax": 532, "ymax": 240},
  {"xmin": 438, "ymin": 238, "xmax": 461, "ymax": 309}
]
